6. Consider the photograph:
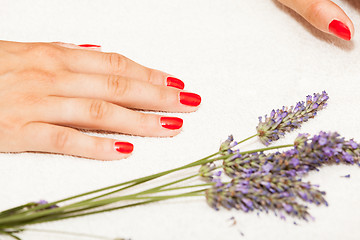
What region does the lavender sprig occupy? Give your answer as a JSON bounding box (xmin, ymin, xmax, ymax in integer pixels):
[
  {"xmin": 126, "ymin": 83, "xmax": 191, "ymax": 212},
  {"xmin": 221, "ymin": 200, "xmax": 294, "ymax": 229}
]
[
  {"xmin": 222, "ymin": 131, "xmax": 359, "ymax": 178},
  {"xmin": 256, "ymin": 91, "xmax": 329, "ymax": 146},
  {"xmin": 205, "ymin": 174, "xmax": 326, "ymax": 220}
]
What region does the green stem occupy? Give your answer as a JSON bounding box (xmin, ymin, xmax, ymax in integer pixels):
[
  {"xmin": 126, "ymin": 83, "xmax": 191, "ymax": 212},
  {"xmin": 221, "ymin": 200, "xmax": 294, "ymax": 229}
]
[
  {"xmin": 46, "ymin": 174, "xmax": 201, "ymax": 219},
  {"xmin": 0, "ymin": 203, "xmax": 35, "ymax": 218},
  {"xmin": 0, "ymin": 173, "xmax": 202, "ymax": 228},
  {"xmin": 80, "ymin": 173, "xmax": 200, "ymax": 205},
  {"xmin": 157, "ymin": 183, "xmax": 213, "ymax": 192},
  {"xmin": 0, "ymin": 230, "xmax": 22, "ymax": 239},
  {"xmin": 186, "ymin": 144, "xmax": 294, "ymax": 168},
  {"xmin": 22, "ymin": 228, "xmax": 124, "ymax": 240},
  {"xmin": 25, "ymin": 199, "xmax": 158, "ymax": 226},
  {"xmin": 241, "ymin": 144, "xmax": 293, "ymax": 154},
  {"xmin": 54, "ymin": 174, "xmax": 201, "ymax": 215},
  {"xmin": 39, "ymin": 174, "xmax": 203, "ymax": 224},
  {"xmin": 11, "ymin": 190, "xmax": 205, "ymax": 227},
  {"xmin": 234, "ymin": 133, "xmax": 259, "ymax": 147}
]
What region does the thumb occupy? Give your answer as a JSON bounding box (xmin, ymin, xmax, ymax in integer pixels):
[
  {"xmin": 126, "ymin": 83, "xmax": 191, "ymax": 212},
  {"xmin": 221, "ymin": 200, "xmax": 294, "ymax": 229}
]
[{"xmin": 278, "ymin": 0, "xmax": 354, "ymax": 41}]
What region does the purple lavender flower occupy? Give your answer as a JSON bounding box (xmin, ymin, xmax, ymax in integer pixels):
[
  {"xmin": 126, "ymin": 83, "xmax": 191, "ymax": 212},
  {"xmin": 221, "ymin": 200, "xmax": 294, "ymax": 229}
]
[
  {"xmin": 211, "ymin": 126, "xmax": 359, "ymax": 221},
  {"xmin": 256, "ymin": 91, "xmax": 329, "ymax": 146},
  {"xmin": 222, "ymin": 132, "xmax": 360, "ymax": 179},
  {"xmin": 208, "ymin": 131, "xmax": 360, "ymax": 220},
  {"xmin": 348, "ymin": 140, "xmax": 358, "ymax": 149},
  {"xmin": 36, "ymin": 200, "xmax": 48, "ymax": 205},
  {"xmin": 283, "ymin": 203, "xmax": 293, "ymax": 213},
  {"xmin": 262, "ymin": 162, "xmax": 273, "ymax": 173},
  {"xmin": 295, "ymin": 132, "xmax": 360, "ymax": 168},
  {"xmin": 212, "ymin": 178, "xmax": 224, "ymax": 187},
  {"xmin": 205, "ymin": 174, "xmax": 325, "ymax": 220},
  {"xmin": 291, "ymin": 158, "xmax": 300, "ymax": 167}
]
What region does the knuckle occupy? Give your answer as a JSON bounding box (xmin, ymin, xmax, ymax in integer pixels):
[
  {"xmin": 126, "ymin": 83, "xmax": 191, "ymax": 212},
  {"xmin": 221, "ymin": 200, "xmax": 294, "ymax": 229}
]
[
  {"xmin": 26, "ymin": 43, "xmax": 65, "ymax": 60},
  {"xmin": 106, "ymin": 75, "xmax": 130, "ymax": 98},
  {"xmin": 0, "ymin": 116, "xmax": 19, "ymax": 134},
  {"xmin": 52, "ymin": 129, "xmax": 70, "ymax": 150},
  {"xmin": 147, "ymin": 68, "xmax": 157, "ymax": 84},
  {"xmin": 89, "ymin": 100, "xmax": 109, "ymax": 120},
  {"xmin": 105, "ymin": 52, "xmax": 127, "ymax": 75},
  {"xmin": 303, "ymin": 1, "xmax": 324, "ymax": 22},
  {"xmin": 16, "ymin": 93, "xmax": 44, "ymax": 106}
]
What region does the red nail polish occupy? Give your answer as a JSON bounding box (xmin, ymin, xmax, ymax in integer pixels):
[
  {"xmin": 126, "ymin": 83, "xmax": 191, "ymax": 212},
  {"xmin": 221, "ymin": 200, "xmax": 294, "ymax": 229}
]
[
  {"xmin": 78, "ymin": 44, "xmax": 101, "ymax": 48},
  {"xmin": 114, "ymin": 142, "xmax": 133, "ymax": 154},
  {"xmin": 180, "ymin": 92, "xmax": 201, "ymax": 107},
  {"xmin": 160, "ymin": 117, "xmax": 183, "ymax": 130},
  {"xmin": 329, "ymin": 20, "xmax": 351, "ymax": 41},
  {"xmin": 167, "ymin": 77, "xmax": 185, "ymax": 89}
]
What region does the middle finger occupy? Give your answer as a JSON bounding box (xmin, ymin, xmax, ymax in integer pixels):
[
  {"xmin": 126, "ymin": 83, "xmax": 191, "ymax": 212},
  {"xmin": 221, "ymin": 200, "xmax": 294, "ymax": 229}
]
[{"xmin": 52, "ymin": 72, "xmax": 201, "ymax": 112}]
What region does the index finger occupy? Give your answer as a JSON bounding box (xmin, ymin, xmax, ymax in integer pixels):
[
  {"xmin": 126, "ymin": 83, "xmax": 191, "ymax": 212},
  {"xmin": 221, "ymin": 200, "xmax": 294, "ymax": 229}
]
[{"xmin": 63, "ymin": 49, "xmax": 184, "ymax": 89}]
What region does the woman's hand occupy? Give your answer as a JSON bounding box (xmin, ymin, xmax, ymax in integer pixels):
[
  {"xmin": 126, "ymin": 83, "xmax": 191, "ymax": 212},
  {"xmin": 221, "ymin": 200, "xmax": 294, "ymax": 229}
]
[
  {"xmin": 0, "ymin": 41, "xmax": 201, "ymax": 160},
  {"xmin": 277, "ymin": 0, "xmax": 354, "ymax": 41}
]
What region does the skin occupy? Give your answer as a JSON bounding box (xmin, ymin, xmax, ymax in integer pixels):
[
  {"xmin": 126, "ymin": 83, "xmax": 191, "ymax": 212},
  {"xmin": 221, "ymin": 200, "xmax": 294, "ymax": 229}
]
[
  {"xmin": 0, "ymin": 41, "xmax": 200, "ymax": 160},
  {"xmin": 278, "ymin": 0, "xmax": 354, "ymax": 39}
]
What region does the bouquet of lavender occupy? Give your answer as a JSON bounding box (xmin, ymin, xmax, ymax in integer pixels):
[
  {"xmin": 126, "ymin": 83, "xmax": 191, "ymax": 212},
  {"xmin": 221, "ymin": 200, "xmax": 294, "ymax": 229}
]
[{"xmin": 0, "ymin": 91, "xmax": 358, "ymax": 239}]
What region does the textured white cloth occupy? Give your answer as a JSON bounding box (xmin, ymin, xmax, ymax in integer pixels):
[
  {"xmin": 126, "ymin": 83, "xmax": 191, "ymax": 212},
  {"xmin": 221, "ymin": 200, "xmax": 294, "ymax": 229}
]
[{"xmin": 0, "ymin": 0, "xmax": 360, "ymax": 239}]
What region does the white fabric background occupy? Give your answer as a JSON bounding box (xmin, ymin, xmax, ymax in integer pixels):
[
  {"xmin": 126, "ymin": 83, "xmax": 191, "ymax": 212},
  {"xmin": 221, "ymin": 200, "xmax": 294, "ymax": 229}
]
[{"xmin": 0, "ymin": 0, "xmax": 360, "ymax": 239}]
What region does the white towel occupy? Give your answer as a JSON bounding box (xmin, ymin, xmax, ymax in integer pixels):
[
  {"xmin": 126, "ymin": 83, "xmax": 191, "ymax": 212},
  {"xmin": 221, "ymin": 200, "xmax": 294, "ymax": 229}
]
[{"xmin": 0, "ymin": 0, "xmax": 359, "ymax": 239}]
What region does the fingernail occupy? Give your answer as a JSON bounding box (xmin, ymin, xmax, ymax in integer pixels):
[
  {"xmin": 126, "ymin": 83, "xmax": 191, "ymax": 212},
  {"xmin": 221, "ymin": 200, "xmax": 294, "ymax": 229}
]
[
  {"xmin": 329, "ymin": 20, "xmax": 351, "ymax": 41},
  {"xmin": 160, "ymin": 117, "xmax": 183, "ymax": 130},
  {"xmin": 114, "ymin": 142, "xmax": 133, "ymax": 154},
  {"xmin": 166, "ymin": 77, "xmax": 185, "ymax": 89},
  {"xmin": 179, "ymin": 92, "xmax": 201, "ymax": 107},
  {"xmin": 78, "ymin": 44, "xmax": 102, "ymax": 48}
]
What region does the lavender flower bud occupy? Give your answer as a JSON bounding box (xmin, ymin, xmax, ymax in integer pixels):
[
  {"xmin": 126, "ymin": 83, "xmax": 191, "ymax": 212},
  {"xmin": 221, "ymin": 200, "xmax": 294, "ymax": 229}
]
[
  {"xmin": 256, "ymin": 91, "xmax": 329, "ymax": 146},
  {"xmin": 220, "ymin": 135, "xmax": 238, "ymax": 155},
  {"xmin": 34, "ymin": 200, "xmax": 59, "ymax": 210},
  {"xmin": 199, "ymin": 163, "xmax": 217, "ymax": 181},
  {"xmin": 220, "ymin": 135, "xmax": 234, "ymax": 152}
]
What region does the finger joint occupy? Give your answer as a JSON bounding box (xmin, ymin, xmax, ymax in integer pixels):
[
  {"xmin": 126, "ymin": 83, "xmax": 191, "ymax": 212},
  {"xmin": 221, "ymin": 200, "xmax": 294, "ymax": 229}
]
[
  {"xmin": 89, "ymin": 100, "xmax": 109, "ymax": 120},
  {"xmin": 105, "ymin": 52, "xmax": 127, "ymax": 75},
  {"xmin": 26, "ymin": 43, "xmax": 65, "ymax": 61},
  {"xmin": 52, "ymin": 129, "xmax": 70, "ymax": 151},
  {"xmin": 106, "ymin": 75, "xmax": 130, "ymax": 98},
  {"xmin": 303, "ymin": 1, "xmax": 324, "ymax": 22}
]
